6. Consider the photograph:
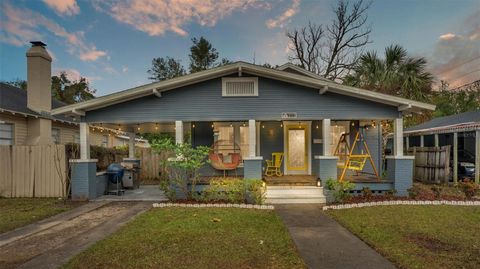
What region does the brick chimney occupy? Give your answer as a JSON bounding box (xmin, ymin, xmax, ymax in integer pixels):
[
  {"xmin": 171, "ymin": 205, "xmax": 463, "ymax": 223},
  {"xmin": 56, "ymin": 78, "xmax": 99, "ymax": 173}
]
[
  {"xmin": 25, "ymin": 41, "xmax": 53, "ymax": 145},
  {"xmin": 26, "ymin": 41, "xmax": 52, "ymax": 113}
]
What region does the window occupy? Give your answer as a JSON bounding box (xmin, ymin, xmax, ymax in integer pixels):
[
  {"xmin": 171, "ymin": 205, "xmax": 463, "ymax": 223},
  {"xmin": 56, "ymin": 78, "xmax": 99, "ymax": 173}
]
[
  {"xmin": 101, "ymin": 135, "xmax": 108, "ymax": 147},
  {"xmin": 222, "ymin": 77, "xmax": 258, "ymax": 97},
  {"xmin": 74, "ymin": 133, "xmax": 80, "ymax": 144},
  {"xmin": 0, "ymin": 123, "xmax": 14, "ymax": 145},
  {"xmin": 330, "ymin": 122, "xmax": 349, "ymax": 155},
  {"xmin": 52, "ymin": 128, "xmax": 61, "ymax": 144},
  {"xmin": 214, "ymin": 123, "xmax": 250, "ymax": 161}
]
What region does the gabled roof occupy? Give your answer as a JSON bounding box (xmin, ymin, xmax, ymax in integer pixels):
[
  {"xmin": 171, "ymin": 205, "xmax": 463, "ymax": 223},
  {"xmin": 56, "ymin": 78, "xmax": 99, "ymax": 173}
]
[
  {"xmin": 0, "ymin": 82, "xmax": 74, "ymax": 123},
  {"xmin": 276, "ymin": 63, "xmax": 331, "ymax": 82},
  {"xmin": 52, "ymin": 61, "xmax": 435, "ymax": 116},
  {"xmin": 405, "ymin": 110, "xmax": 480, "ymax": 134}
]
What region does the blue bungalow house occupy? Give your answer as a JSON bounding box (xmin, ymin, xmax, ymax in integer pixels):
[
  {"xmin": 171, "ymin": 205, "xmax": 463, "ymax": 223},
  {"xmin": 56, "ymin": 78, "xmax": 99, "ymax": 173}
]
[{"xmin": 52, "ymin": 61, "xmax": 435, "ymax": 202}]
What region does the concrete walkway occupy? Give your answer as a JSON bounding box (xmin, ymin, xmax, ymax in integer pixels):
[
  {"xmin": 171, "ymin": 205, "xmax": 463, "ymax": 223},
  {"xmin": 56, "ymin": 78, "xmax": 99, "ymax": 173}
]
[
  {"xmin": 275, "ymin": 204, "xmax": 396, "ymax": 269},
  {"xmin": 94, "ymin": 185, "xmax": 168, "ymax": 201},
  {"xmin": 0, "ymin": 201, "xmax": 151, "ymax": 269}
]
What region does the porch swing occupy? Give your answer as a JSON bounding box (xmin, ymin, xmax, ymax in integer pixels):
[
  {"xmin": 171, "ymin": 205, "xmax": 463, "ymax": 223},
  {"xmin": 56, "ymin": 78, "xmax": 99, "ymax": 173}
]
[
  {"xmin": 209, "ymin": 140, "xmax": 242, "ymax": 177},
  {"xmin": 334, "ymin": 130, "xmax": 380, "ymax": 181}
]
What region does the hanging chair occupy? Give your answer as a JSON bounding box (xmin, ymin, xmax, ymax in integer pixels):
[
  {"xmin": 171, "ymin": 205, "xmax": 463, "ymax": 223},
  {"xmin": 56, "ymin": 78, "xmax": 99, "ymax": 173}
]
[{"xmin": 209, "ymin": 140, "xmax": 242, "ymax": 177}]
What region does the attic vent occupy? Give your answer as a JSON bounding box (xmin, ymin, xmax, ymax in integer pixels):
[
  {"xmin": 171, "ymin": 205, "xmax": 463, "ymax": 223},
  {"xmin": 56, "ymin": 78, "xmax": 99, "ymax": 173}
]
[{"xmin": 222, "ymin": 77, "xmax": 258, "ymax": 97}]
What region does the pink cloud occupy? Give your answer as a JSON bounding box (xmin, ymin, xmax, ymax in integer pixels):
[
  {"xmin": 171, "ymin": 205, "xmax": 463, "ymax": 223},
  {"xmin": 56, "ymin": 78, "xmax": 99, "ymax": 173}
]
[
  {"xmin": 430, "ymin": 11, "xmax": 480, "ymax": 88},
  {"xmin": 266, "ymin": 0, "xmax": 300, "ymax": 29},
  {"xmin": 94, "ymin": 0, "xmax": 270, "ymax": 36},
  {"xmin": 0, "ymin": 3, "xmax": 106, "ymax": 61},
  {"xmin": 439, "ymin": 33, "xmax": 456, "ymax": 40},
  {"xmin": 43, "ymin": 0, "xmax": 80, "ymax": 16},
  {"xmin": 54, "ymin": 68, "xmax": 102, "ymax": 83}
]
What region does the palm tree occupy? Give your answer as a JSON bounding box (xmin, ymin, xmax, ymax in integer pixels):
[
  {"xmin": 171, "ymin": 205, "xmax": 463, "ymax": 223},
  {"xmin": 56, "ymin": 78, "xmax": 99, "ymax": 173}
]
[{"xmin": 344, "ymin": 45, "xmax": 433, "ymax": 102}]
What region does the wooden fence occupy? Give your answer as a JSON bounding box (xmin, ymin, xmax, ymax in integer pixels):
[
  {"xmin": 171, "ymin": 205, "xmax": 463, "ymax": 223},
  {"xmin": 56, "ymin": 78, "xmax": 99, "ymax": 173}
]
[
  {"xmin": 135, "ymin": 147, "xmax": 167, "ymax": 180},
  {"xmin": 0, "ymin": 145, "xmax": 67, "ymax": 198},
  {"xmin": 408, "ymin": 146, "xmax": 451, "ymax": 184}
]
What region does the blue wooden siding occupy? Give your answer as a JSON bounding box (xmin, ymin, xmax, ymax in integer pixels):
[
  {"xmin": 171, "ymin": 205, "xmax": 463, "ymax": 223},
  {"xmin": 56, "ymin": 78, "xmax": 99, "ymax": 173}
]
[
  {"xmin": 84, "ymin": 75, "xmax": 400, "ymax": 123},
  {"xmin": 260, "ymin": 121, "xmax": 284, "ymax": 171}
]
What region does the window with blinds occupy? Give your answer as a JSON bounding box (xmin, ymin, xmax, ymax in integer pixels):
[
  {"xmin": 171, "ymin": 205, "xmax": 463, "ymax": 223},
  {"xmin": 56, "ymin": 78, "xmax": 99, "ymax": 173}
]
[
  {"xmin": 0, "ymin": 123, "xmax": 14, "ymax": 145},
  {"xmin": 222, "ymin": 77, "xmax": 258, "ymax": 97}
]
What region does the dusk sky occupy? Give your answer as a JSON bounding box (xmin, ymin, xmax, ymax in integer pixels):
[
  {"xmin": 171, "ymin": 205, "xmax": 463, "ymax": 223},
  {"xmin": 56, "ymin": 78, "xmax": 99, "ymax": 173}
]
[{"xmin": 1, "ymin": 0, "xmax": 479, "ymax": 96}]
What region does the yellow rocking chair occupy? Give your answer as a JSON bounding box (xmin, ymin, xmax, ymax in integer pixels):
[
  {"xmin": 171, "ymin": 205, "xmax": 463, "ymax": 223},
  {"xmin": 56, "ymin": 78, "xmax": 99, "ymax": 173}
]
[{"xmin": 265, "ymin": 152, "xmax": 284, "ymax": 177}]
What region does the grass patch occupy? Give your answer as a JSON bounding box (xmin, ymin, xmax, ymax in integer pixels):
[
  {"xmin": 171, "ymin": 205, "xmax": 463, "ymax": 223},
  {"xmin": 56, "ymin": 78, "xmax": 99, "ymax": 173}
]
[
  {"xmin": 328, "ymin": 205, "xmax": 480, "ymax": 269},
  {"xmin": 63, "ymin": 208, "xmax": 305, "ymax": 269},
  {"xmin": 0, "ymin": 198, "xmax": 78, "ymax": 234}
]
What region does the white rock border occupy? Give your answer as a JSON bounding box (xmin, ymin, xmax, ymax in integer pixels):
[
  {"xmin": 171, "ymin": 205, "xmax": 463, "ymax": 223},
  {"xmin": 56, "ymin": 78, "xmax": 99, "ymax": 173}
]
[
  {"xmin": 152, "ymin": 203, "xmax": 274, "ymax": 210},
  {"xmin": 322, "ymin": 200, "xmax": 480, "ymax": 210}
]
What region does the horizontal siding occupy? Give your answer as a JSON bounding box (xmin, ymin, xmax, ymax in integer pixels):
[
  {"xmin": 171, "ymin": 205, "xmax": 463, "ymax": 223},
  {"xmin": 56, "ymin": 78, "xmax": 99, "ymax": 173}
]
[
  {"xmin": 0, "ymin": 113, "xmax": 28, "ymax": 145},
  {"xmin": 85, "ymin": 76, "xmax": 400, "ymax": 123},
  {"xmin": 52, "ymin": 122, "xmax": 77, "ymax": 144}
]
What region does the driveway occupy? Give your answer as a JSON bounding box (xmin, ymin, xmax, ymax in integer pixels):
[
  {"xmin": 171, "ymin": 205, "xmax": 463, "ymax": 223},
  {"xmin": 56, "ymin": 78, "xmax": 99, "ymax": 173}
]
[
  {"xmin": 0, "ymin": 201, "xmax": 151, "ymax": 269},
  {"xmin": 275, "ymin": 204, "xmax": 396, "ymax": 269}
]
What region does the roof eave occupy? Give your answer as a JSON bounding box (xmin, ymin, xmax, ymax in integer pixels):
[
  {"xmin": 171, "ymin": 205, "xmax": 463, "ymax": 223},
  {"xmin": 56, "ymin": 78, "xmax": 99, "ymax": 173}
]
[{"xmin": 52, "ymin": 61, "xmax": 435, "ymax": 116}]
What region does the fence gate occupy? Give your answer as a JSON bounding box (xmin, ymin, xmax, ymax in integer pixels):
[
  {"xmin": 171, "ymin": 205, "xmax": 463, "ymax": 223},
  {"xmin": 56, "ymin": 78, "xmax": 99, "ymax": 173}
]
[{"xmin": 408, "ymin": 146, "xmax": 451, "ymax": 184}]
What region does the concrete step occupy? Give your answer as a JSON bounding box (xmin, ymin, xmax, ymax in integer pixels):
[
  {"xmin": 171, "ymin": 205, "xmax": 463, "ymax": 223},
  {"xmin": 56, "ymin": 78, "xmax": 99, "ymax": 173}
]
[
  {"xmin": 266, "ymin": 197, "xmax": 326, "ymax": 204},
  {"xmin": 265, "ymin": 186, "xmax": 326, "ymax": 204}
]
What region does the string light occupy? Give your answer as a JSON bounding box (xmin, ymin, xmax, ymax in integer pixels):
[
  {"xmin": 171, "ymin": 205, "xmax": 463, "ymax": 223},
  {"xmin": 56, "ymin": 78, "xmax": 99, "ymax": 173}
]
[
  {"xmin": 316, "ymin": 125, "xmax": 319, "ymax": 129},
  {"xmin": 155, "ymin": 123, "xmax": 159, "ymax": 130},
  {"xmin": 280, "ymin": 123, "xmax": 283, "ymax": 127},
  {"xmin": 137, "ymin": 124, "xmax": 141, "ymax": 131},
  {"xmin": 192, "ymin": 123, "xmax": 196, "ymax": 128}
]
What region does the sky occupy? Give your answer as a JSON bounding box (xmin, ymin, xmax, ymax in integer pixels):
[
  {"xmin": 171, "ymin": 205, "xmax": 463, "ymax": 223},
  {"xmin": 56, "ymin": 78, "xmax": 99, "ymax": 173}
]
[{"xmin": 1, "ymin": 0, "xmax": 479, "ymax": 96}]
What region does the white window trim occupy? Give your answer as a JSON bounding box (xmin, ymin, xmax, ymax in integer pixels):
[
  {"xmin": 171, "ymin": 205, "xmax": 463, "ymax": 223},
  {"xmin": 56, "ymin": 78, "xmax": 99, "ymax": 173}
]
[
  {"xmin": 221, "ymin": 77, "xmax": 259, "ymax": 97},
  {"xmin": 52, "ymin": 127, "xmax": 61, "ymax": 144},
  {"xmin": 0, "ymin": 122, "xmax": 15, "ymax": 145}
]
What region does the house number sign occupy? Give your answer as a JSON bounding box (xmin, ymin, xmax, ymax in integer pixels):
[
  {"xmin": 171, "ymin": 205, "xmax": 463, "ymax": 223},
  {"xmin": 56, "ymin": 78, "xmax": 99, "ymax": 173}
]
[{"xmin": 281, "ymin": 112, "xmax": 297, "ymax": 119}]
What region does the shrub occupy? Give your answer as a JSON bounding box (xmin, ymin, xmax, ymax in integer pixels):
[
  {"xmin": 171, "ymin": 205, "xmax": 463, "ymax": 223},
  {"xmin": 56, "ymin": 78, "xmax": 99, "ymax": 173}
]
[
  {"xmin": 151, "ymin": 139, "xmax": 210, "ymax": 200},
  {"xmin": 459, "ymin": 180, "xmax": 479, "ymax": 200},
  {"xmin": 325, "ymin": 179, "xmax": 355, "ymax": 203},
  {"xmin": 361, "ymin": 187, "xmax": 373, "ymax": 199},
  {"xmin": 245, "ymin": 179, "xmax": 266, "ymax": 205},
  {"xmin": 201, "ymin": 178, "xmax": 245, "ymax": 203},
  {"xmin": 431, "ymin": 185, "xmax": 443, "ymax": 199}
]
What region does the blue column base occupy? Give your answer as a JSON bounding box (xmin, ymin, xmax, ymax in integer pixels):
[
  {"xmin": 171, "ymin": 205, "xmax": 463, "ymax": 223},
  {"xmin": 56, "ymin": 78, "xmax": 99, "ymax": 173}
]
[
  {"xmin": 386, "ymin": 156, "xmax": 414, "ymax": 196},
  {"xmin": 243, "ymin": 157, "xmax": 263, "ymax": 179},
  {"xmin": 70, "ymin": 159, "xmax": 98, "ymax": 201},
  {"xmin": 315, "ymin": 156, "xmax": 338, "ymax": 182}
]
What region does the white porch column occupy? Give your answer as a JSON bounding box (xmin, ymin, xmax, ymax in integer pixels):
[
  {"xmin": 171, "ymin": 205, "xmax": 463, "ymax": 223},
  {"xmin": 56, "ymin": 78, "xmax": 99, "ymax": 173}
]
[
  {"xmin": 175, "ymin": 121, "xmax": 184, "ymax": 144},
  {"xmin": 453, "ymin": 132, "xmax": 458, "ymax": 184},
  {"xmin": 434, "ymin": 134, "xmax": 439, "ymax": 147},
  {"xmin": 322, "ymin": 119, "xmax": 331, "ymax": 156},
  {"xmin": 128, "ymin": 132, "xmax": 135, "ymax": 158},
  {"xmin": 248, "ymin": 119, "xmax": 256, "ymax": 157},
  {"xmin": 420, "ymin": 135, "xmax": 424, "ymax": 147},
  {"xmin": 475, "ymin": 130, "xmax": 480, "ymax": 184},
  {"xmin": 393, "ymin": 118, "xmax": 404, "ymax": 157},
  {"xmin": 79, "ymin": 122, "xmax": 90, "ymax": 160}
]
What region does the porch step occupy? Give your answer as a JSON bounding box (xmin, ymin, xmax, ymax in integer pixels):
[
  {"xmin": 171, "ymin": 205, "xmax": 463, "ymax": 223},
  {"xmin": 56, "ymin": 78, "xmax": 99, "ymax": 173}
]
[{"xmin": 265, "ymin": 186, "xmax": 326, "ymax": 204}]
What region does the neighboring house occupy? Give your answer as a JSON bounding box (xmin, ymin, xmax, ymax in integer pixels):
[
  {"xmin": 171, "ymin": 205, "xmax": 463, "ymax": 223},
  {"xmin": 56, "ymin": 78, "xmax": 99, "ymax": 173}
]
[
  {"xmin": 48, "ymin": 42, "xmax": 435, "ymax": 201},
  {"xmin": 404, "ymin": 110, "xmax": 480, "ymax": 183},
  {"xmin": 0, "ymin": 42, "xmax": 148, "ymax": 148}
]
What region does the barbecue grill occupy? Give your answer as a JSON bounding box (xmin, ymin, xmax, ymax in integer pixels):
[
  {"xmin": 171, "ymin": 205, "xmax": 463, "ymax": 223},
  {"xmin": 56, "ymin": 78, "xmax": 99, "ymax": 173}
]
[{"xmin": 106, "ymin": 163, "xmax": 125, "ymax": 195}]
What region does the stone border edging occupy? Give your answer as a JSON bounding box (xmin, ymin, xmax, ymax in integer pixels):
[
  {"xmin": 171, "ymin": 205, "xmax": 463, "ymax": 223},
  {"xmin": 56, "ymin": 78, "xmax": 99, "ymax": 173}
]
[
  {"xmin": 152, "ymin": 203, "xmax": 274, "ymax": 210},
  {"xmin": 322, "ymin": 200, "xmax": 480, "ymax": 210}
]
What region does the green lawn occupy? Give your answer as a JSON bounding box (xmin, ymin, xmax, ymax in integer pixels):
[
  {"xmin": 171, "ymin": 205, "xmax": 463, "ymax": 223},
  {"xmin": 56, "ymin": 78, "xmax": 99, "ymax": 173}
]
[
  {"xmin": 0, "ymin": 198, "xmax": 77, "ymax": 234},
  {"xmin": 328, "ymin": 205, "xmax": 480, "ymax": 269},
  {"xmin": 63, "ymin": 208, "xmax": 305, "ymax": 269}
]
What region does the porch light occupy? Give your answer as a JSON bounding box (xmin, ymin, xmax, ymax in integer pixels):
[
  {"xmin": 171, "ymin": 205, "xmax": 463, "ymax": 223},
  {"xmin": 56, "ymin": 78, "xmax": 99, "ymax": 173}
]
[
  {"xmin": 316, "ymin": 179, "xmax": 321, "ymax": 187},
  {"xmin": 316, "ymin": 125, "xmax": 319, "ymax": 129},
  {"xmin": 262, "ymin": 125, "xmax": 265, "ymax": 128},
  {"xmin": 280, "ymin": 123, "xmax": 283, "ymax": 127},
  {"xmin": 192, "ymin": 123, "xmax": 196, "ymax": 128},
  {"xmin": 230, "ymin": 122, "xmax": 233, "ymax": 127}
]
